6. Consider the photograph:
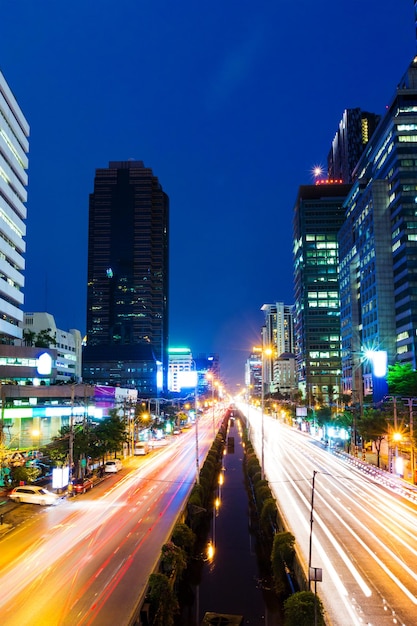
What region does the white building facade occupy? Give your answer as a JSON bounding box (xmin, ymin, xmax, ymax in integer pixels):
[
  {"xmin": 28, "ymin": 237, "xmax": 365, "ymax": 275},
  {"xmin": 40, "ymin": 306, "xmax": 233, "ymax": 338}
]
[
  {"xmin": 18, "ymin": 312, "xmax": 82, "ymax": 382},
  {"xmin": 0, "ymin": 71, "xmax": 29, "ymax": 343}
]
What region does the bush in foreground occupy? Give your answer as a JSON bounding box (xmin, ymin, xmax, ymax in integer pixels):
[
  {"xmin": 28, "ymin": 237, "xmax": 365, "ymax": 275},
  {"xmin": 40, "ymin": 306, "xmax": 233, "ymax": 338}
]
[{"xmin": 284, "ymin": 590, "xmax": 325, "ymax": 626}]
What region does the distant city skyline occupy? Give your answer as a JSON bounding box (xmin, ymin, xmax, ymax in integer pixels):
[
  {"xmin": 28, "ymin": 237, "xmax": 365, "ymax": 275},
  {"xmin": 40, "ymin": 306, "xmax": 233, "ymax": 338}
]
[{"xmin": 0, "ymin": 1, "xmax": 415, "ymax": 387}]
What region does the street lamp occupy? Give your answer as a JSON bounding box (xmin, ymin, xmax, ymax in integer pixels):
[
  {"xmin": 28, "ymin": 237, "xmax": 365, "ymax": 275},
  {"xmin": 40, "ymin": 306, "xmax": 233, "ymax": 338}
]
[
  {"xmin": 253, "ymin": 345, "xmax": 272, "ymax": 479},
  {"xmin": 191, "ymin": 361, "xmax": 200, "ymax": 485},
  {"xmin": 261, "ymin": 347, "xmax": 272, "ymax": 480},
  {"xmin": 308, "ymin": 470, "xmax": 323, "ymax": 626},
  {"xmin": 31, "ymin": 427, "xmax": 41, "ymax": 452},
  {"xmin": 206, "ymin": 372, "xmax": 216, "ymax": 439}
]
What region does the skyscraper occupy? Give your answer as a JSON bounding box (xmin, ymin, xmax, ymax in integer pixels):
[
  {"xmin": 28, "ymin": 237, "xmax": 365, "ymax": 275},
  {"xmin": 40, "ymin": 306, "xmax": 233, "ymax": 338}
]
[
  {"xmin": 0, "ymin": 71, "xmax": 29, "ymax": 344},
  {"xmin": 260, "ymin": 302, "xmax": 296, "ymax": 396},
  {"xmin": 339, "ymin": 56, "xmax": 417, "ymax": 401},
  {"xmin": 327, "ymin": 108, "xmax": 380, "ymax": 183},
  {"xmin": 83, "ymin": 161, "xmax": 169, "ymax": 395},
  {"xmin": 293, "ymin": 181, "xmax": 352, "ymax": 405}
]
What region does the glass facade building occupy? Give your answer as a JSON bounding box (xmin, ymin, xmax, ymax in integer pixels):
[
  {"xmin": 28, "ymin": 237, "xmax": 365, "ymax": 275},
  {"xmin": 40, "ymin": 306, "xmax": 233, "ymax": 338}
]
[
  {"xmin": 339, "ymin": 57, "xmax": 417, "ymax": 398},
  {"xmin": 83, "ymin": 161, "xmax": 169, "ymax": 395},
  {"xmin": 293, "ymin": 182, "xmax": 352, "ymax": 404},
  {"xmin": 327, "ymin": 108, "xmax": 380, "ymax": 184}
]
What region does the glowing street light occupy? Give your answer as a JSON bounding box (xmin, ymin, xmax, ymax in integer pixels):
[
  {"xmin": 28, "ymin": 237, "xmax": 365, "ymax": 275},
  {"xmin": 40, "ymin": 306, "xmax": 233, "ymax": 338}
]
[
  {"xmin": 254, "ymin": 345, "xmax": 273, "ymax": 480},
  {"xmin": 206, "ymin": 372, "xmax": 216, "ymax": 438}
]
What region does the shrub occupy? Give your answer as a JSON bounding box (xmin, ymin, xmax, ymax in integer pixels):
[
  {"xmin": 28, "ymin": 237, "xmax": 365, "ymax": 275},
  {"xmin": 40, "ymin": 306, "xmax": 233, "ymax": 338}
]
[
  {"xmin": 284, "ymin": 590, "xmax": 325, "ymax": 626},
  {"xmin": 171, "ymin": 523, "xmax": 196, "ymax": 554},
  {"xmin": 260, "ymin": 497, "xmax": 278, "ymax": 536},
  {"xmin": 271, "ymin": 531, "xmax": 296, "ymax": 595},
  {"xmin": 148, "ymin": 572, "xmax": 179, "ymax": 626},
  {"xmin": 255, "ymin": 484, "xmax": 272, "ymax": 508},
  {"xmin": 160, "ymin": 542, "xmax": 187, "ymax": 579}
]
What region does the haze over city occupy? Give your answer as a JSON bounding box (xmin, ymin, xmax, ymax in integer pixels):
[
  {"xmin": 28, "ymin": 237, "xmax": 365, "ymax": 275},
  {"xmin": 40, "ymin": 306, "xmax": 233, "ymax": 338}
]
[{"xmin": 0, "ymin": 0, "xmax": 415, "ymax": 387}]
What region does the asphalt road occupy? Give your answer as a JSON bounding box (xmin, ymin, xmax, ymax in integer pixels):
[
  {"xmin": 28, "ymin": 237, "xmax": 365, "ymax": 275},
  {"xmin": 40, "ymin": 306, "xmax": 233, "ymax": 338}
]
[
  {"xmin": 0, "ymin": 410, "xmax": 221, "ymax": 626},
  {"xmin": 239, "ymin": 403, "xmax": 417, "ymax": 626}
]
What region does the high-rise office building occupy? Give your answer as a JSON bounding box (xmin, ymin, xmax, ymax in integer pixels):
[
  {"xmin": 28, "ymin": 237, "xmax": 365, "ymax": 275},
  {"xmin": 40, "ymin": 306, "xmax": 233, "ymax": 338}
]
[
  {"xmin": 0, "ymin": 71, "xmax": 29, "ymax": 344},
  {"xmin": 327, "ymin": 108, "xmax": 380, "ymax": 183},
  {"xmin": 293, "ymin": 181, "xmax": 352, "ymax": 405},
  {"xmin": 260, "ymin": 302, "xmax": 296, "ymax": 396},
  {"xmin": 83, "ymin": 161, "xmax": 169, "ymax": 396},
  {"xmin": 261, "ymin": 302, "xmax": 294, "ymax": 356},
  {"xmin": 339, "ymin": 56, "xmax": 417, "ymax": 400}
]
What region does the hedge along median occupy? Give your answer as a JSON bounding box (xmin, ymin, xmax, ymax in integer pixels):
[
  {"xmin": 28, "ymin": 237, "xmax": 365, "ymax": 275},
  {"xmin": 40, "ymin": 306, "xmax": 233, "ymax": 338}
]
[
  {"xmin": 143, "ymin": 408, "xmax": 325, "ymax": 626},
  {"xmin": 242, "ymin": 414, "xmax": 326, "ymax": 625},
  {"xmin": 143, "ymin": 410, "xmax": 230, "ymax": 625}
]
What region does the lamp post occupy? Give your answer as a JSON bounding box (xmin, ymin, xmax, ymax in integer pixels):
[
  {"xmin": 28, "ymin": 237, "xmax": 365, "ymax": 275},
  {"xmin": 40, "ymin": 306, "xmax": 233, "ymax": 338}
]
[
  {"xmin": 206, "ymin": 372, "xmax": 216, "ymax": 439},
  {"xmin": 404, "ymin": 397, "xmax": 416, "ymax": 484},
  {"xmin": 260, "ymin": 347, "xmax": 272, "ymax": 480},
  {"xmin": 193, "ymin": 362, "xmax": 200, "ymax": 485},
  {"xmin": 308, "ymin": 470, "xmax": 323, "ymax": 626}
]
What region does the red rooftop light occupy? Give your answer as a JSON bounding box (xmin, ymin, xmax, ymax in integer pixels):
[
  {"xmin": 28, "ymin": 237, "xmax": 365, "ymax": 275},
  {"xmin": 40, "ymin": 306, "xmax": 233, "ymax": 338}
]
[{"xmin": 315, "ymin": 179, "xmax": 344, "ymax": 185}]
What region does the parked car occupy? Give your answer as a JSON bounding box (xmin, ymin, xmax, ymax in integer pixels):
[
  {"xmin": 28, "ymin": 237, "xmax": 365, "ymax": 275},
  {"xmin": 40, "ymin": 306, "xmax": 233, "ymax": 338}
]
[
  {"xmin": 72, "ymin": 477, "xmax": 94, "ymax": 494},
  {"xmin": 9, "ymin": 485, "xmax": 59, "ymax": 506},
  {"xmin": 104, "ymin": 459, "xmax": 122, "ymax": 473}
]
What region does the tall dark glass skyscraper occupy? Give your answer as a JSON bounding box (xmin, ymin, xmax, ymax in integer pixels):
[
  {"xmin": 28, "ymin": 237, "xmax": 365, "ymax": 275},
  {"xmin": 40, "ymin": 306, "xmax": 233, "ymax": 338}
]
[
  {"xmin": 327, "ymin": 108, "xmax": 380, "ymax": 183},
  {"xmin": 83, "ymin": 161, "xmax": 169, "ymax": 396},
  {"xmin": 293, "ymin": 181, "xmax": 352, "ymax": 405}
]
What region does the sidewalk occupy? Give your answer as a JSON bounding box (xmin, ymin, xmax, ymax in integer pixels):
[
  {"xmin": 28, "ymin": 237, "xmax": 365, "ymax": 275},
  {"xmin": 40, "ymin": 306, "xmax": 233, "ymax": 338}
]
[{"xmin": 335, "ymin": 448, "xmax": 417, "ymax": 503}]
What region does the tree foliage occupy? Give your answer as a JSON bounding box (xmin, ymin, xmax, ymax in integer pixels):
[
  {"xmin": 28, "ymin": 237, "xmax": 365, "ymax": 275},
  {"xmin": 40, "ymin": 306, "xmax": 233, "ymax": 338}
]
[
  {"xmin": 160, "ymin": 542, "xmax": 187, "ymax": 579},
  {"xmin": 23, "ymin": 328, "xmax": 57, "ymax": 347},
  {"xmin": 271, "ymin": 531, "xmax": 296, "ymax": 595},
  {"xmin": 46, "ymin": 410, "xmax": 127, "ymax": 475},
  {"xmin": 388, "ymin": 363, "xmax": 417, "ymax": 397},
  {"xmin": 284, "ymin": 591, "xmax": 325, "ymax": 626},
  {"xmin": 314, "ymin": 406, "xmax": 331, "ymax": 427},
  {"xmin": 147, "ymin": 572, "xmax": 179, "ymax": 626},
  {"xmin": 357, "ymin": 407, "xmax": 387, "ymax": 467},
  {"xmin": 171, "ymin": 523, "xmax": 196, "ymax": 554},
  {"xmin": 9, "ymin": 465, "xmax": 41, "ymax": 487}
]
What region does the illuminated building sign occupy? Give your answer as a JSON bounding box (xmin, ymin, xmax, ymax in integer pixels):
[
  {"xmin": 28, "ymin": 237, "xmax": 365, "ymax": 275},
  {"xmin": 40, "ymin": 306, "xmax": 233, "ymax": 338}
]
[{"xmin": 37, "ymin": 352, "xmax": 52, "ymax": 376}]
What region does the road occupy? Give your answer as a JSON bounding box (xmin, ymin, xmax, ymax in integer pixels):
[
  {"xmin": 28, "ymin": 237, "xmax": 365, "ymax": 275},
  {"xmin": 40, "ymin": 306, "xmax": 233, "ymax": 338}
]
[
  {"xmin": 239, "ymin": 404, "xmax": 417, "ymax": 626},
  {"xmin": 0, "ymin": 410, "xmax": 222, "ymax": 626}
]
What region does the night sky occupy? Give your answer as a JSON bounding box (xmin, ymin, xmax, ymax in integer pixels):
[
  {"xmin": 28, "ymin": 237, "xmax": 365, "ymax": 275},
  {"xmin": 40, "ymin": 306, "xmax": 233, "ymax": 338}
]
[{"xmin": 0, "ymin": 1, "xmax": 415, "ymax": 388}]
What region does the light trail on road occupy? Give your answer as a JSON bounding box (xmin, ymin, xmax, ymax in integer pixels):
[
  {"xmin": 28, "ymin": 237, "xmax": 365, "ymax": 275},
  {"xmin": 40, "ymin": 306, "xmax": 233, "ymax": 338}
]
[
  {"xmin": 239, "ymin": 403, "xmax": 417, "ymax": 626},
  {"xmin": 0, "ymin": 411, "xmax": 217, "ymax": 625}
]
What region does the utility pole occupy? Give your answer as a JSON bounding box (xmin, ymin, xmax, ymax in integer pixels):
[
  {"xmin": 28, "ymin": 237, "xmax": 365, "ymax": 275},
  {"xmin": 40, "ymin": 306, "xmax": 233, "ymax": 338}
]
[
  {"xmin": 195, "ymin": 374, "xmax": 200, "ymax": 485},
  {"xmin": 68, "ymin": 384, "xmax": 75, "ymax": 484},
  {"xmin": 404, "ymin": 398, "xmax": 416, "ymax": 484}
]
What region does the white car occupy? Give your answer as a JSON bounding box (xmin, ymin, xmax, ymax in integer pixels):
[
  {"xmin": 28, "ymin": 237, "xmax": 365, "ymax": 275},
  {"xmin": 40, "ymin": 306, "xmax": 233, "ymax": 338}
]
[
  {"xmin": 9, "ymin": 485, "xmax": 59, "ymax": 506},
  {"xmin": 104, "ymin": 459, "xmax": 123, "ymax": 473}
]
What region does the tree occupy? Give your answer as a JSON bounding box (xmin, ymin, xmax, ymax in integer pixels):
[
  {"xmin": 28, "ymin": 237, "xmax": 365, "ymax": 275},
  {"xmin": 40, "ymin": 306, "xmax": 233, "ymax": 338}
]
[
  {"xmin": 314, "ymin": 405, "xmax": 331, "ymax": 427},
  {"xmin": 34, "ymin": 328, "xmax": 57, "ymax": 348},
  {"xmin": 46, "ymin": 411, "xmax": 127, "ymax": 474},
  {"xmin": 160, "ymin": 542, "xmax": 187, "ymax": 580},
  {"xmin": 96, "ymin": 410, "xmax": 127, "ymax": 456},
  {"xmin": 147, "ymin": 572, "xmax": 179, "ymax": 626},
  {"xmin": 22, "ymin": 329, "xmax": 36, "ymax": 347},
  {"xmin": 260, "ymin": 497, "xmax": 278, "ymax": 536},
  {"xmin": 171, "ymin": 523, "xmax": 196, "ymax": 554},
  {"xmin": 357, "ymin": 408, "xmax": 387, "ymax": 467},
  {"xmin": 388, "ymin": 363, "xmax": 417, "ymax": 397},
  {"xmin": 10, "ymin": 465, "xmax": 41, "ymax": 487},
  {"xmin": 271, "ymin": 531, "xmax": 295, "ymax": 595},
  {"xmin": 284, "ymin": 591, "xmax": 325, "ymax": 626}
]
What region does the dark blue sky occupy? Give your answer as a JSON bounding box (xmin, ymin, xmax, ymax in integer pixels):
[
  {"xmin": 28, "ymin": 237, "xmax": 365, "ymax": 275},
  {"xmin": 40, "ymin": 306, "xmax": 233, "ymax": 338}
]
[{"xmin": 0, "ymin": 1, "xmax": 415, "ymax": 388}]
